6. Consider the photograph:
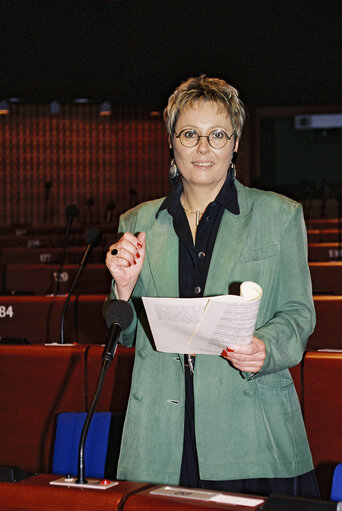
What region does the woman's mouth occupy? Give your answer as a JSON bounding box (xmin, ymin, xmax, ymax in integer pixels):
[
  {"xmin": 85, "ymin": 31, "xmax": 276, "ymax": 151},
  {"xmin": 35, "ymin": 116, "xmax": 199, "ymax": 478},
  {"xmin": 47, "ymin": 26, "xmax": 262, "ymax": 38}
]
[{"xmin": 192, "ymin": 162, "xmax": 214, "ymax": 167}]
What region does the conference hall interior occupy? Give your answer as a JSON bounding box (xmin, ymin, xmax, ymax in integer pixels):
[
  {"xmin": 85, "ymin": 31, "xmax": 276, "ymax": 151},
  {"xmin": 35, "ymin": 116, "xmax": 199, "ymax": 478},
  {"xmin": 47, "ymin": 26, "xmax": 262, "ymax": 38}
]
[{"xmin": 0, "ymin": 1, "xmax": 342, "ymax": 509}]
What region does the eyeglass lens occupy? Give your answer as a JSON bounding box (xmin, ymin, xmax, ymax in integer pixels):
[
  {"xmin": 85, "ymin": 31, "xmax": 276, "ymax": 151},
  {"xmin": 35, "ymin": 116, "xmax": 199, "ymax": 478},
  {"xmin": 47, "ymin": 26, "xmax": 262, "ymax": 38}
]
[{"xmin": 177, "ymin": 129, "xmax": 231, "ymax": 148}]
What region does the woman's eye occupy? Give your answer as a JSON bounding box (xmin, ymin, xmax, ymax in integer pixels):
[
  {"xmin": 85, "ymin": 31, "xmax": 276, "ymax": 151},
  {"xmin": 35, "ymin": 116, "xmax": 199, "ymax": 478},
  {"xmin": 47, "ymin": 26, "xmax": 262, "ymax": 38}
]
[
  {"xmin": 184, "ymin": 130, "xmax": 197, "ymax": 138},
  {"xmin": 212, "ymin": 130, "xmax": 225, "ymax": 139}
]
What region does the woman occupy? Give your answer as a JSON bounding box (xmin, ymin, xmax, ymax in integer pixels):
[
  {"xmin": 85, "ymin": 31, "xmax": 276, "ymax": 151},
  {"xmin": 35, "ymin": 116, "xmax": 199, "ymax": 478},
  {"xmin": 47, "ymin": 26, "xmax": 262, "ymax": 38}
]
[{"xmin": 105, "ymin": 75, "xmax": 319, "ymax": 497}]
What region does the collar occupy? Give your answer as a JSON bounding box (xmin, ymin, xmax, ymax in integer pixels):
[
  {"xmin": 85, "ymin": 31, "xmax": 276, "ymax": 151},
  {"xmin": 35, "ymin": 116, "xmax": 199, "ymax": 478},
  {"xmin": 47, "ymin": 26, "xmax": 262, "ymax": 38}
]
[{"xmin": 156, "ymin": 175, "xmax": 240, "ymax": 218}]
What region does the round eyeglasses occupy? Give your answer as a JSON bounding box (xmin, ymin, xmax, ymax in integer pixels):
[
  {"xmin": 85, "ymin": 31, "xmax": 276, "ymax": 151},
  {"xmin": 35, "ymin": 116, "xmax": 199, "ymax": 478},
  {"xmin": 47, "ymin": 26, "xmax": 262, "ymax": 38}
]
[{"xmin": 175, "ymin": 128, "xmax": 235, "ymax": 149}]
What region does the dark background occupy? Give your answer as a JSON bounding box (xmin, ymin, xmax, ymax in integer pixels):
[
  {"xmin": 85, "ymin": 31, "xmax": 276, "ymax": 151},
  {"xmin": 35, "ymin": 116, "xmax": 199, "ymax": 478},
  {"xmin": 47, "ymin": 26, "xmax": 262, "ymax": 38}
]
[{"xmin": 1, "ymin": 0, "xmax": 341, "ymax": 109}]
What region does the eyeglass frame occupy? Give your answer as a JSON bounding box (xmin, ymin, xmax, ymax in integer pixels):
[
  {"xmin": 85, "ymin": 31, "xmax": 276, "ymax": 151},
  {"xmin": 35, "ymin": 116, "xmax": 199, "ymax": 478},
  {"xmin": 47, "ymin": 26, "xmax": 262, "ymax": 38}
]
[{"xmin": 174, "ymin": 128, "xmax": 235, "ymax": 149}]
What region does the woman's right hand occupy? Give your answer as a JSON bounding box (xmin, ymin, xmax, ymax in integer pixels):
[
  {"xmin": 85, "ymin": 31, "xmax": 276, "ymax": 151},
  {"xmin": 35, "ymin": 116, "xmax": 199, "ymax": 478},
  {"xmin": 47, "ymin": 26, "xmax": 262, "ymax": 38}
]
[{"xmin": 106, "ymin": 231, "xmax": 146, "ymax": 301}]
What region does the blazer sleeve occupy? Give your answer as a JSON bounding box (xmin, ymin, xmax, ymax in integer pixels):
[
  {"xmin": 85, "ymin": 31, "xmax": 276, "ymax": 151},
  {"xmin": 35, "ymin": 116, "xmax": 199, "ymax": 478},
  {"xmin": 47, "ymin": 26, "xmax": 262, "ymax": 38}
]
[
  {"xmin": 244, "ymin": 203, "xmax": 316, "ymax": 378},
  {"xmin": 107, "ymin": 212, "xmax": 141, "ymax": 348}
]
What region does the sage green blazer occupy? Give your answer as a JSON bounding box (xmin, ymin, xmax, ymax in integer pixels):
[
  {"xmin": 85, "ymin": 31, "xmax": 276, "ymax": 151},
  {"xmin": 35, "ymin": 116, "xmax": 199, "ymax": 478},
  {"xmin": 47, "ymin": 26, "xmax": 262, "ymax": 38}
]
[{"xmin": 110, "ymin": 180, "xmax": 315, "ymax": 485}]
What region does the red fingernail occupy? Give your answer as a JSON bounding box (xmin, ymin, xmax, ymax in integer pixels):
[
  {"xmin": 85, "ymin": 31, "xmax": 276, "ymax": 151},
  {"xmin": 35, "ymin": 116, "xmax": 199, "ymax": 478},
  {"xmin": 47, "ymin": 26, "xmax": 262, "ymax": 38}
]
[
  {"xmin": 133, "ymin": 260, "xmax": 137, "ymax": 265},
  {"xmin": 137, "ymin": 242, "xmax": 142, "ymax": 248},
  {"xmin": 136, "ymin": 253, "xmax": 140, "ymax": 258},
  {"xmin": 128, "ymin": 262, "xmax": 131, "ymax": 267},
  {"xmin": 227, "ymin": 348, "xmax": 234, "ymax": 352}
]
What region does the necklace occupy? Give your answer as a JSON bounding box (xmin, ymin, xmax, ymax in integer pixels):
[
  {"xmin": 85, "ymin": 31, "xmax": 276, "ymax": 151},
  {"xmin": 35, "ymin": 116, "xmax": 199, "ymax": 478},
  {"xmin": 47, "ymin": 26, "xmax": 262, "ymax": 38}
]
[{"xmin": 181, "ymin": 201, "xmax": 203, "ymax": 226}]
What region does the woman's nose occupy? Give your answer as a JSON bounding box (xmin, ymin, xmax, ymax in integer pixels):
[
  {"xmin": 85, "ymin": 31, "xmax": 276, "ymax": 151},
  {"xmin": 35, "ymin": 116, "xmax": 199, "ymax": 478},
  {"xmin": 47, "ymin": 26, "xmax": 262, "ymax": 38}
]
[{"xmin": 196, "ymin": 136, "xmax": 210, "ymax": 153}]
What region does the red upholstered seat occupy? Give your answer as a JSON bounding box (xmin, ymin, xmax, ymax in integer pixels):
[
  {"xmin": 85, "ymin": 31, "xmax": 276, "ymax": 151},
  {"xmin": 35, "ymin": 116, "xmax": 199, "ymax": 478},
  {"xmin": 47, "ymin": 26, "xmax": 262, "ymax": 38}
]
[
  {"xmin": 0, "ymin": 344, "xmax": 88, "ymax": 474},
  {"xmin": 303, "ymin": 351, "xmax": 342, "ymax": 499},
  {"xmin": 308, "ymin": 296, "xmax": 342, "ymax": 350},
  {"xmin": 309, "ymin": 262, "xmax": 342, "ymax": 294},
  {"xmin": 76, "ymin": 295, "xmax": 108, "ymax": 345}
]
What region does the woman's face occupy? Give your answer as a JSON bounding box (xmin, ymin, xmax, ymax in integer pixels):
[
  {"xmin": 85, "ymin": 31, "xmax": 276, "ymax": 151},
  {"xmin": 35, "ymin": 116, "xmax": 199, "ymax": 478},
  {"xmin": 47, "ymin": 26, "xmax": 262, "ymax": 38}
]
[{"xmin": 172, "ymin": 100, "xmax": 238, "ymax": 190}]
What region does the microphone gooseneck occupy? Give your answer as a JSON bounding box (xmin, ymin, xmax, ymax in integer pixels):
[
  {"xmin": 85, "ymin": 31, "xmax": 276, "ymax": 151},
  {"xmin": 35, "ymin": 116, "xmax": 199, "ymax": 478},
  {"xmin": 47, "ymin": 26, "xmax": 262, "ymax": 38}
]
[
  {"xmin": 59, "ymin": 228, "xmax": 102, "ymax": 344},
  {"xmin": 76, "ymin": 300, "xmax": 133, "ymax": 485}
]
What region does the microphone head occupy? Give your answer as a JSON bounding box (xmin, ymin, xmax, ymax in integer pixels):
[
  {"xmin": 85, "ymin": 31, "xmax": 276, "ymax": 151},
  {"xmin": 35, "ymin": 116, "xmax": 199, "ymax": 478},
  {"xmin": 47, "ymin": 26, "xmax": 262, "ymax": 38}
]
[
  {"xmin": 85, "ymin": 228, "xmax": 102, "ymax": 247},
  {"xmin": 106, "ymin": 200, "xmax": 116, "ymax": 211},
  {"xmin": 104, "ymin": 300, "xmax": 133, "ymax": 331},
  {"xmin": 66, "ymin": 203, "xmax": 79, "ymax": 219}
]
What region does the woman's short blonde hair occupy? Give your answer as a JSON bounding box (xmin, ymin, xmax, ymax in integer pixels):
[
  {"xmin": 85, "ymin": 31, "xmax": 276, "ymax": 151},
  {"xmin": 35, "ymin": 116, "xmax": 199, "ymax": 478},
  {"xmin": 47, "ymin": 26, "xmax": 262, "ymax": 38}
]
[{"xmin": 163, "ymin": 75, "xmax": 245, "ymax": 139}]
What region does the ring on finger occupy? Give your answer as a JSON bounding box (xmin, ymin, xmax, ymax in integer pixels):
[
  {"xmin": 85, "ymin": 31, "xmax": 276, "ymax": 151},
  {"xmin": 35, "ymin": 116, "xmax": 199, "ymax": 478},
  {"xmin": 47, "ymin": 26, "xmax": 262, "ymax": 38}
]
[{"xmin": 111, "ymin": 248, "xmax": 119, "ymax": 256}]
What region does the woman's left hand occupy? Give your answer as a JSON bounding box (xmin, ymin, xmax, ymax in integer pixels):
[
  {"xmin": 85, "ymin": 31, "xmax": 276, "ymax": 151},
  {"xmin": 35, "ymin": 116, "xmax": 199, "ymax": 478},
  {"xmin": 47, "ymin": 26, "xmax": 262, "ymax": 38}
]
[{"xmin": 221, "ymin": 336, "xmax": 266, "ymax": 373}]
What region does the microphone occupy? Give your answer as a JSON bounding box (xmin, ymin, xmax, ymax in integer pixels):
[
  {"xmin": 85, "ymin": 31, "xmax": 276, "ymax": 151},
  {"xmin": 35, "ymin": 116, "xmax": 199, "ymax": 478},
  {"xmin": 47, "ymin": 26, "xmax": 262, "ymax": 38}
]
[
  {"xmin": 59, "ymin": 228, "xmax": 102, "ymax": 344},
  {"xmin": 105, "ymin": 200, "xmax": 116, "ymax": 223},
  {"xmin": 102, "ymin": 299, "xmax": 133, "ymax": 364},
  {"xmin": 76, "ymin": 300, "xmax": 133, "ymax": 485},
  {"xmin": 65, "ymin": 203, "xmax": 79, "ymax": 239}
]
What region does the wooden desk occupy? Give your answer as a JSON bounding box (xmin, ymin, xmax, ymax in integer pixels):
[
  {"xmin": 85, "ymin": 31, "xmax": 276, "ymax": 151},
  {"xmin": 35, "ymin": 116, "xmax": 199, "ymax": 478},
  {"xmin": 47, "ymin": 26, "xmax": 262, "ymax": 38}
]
[
  {"xmin": 0, "ymin": 474, "xmax": 150, "ymax": 511},
  {"xmin": 0, "ymin": 295, "xmax": 76, "ymax": 343},
  {"xmin": 4, "ymin": 263, "xmax": 111, "ymax": 295},
  {"xmin": 309, "ymin": 243, "xmax": 342, "ymax": 262},
  {"xmin": 0, "ymin": 246, "xmax": 105, "ymax": 265},
  {"xmin": 0, "ymin": 474, "xmax": 267, "ymax": 511}
]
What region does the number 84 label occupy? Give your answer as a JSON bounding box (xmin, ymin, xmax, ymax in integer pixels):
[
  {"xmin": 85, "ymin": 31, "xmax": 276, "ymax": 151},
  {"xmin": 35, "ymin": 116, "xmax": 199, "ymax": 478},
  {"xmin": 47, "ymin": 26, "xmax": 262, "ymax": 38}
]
[{"xmin": 0, "ymin": 306, "xmax": 14, "ymax": 318}]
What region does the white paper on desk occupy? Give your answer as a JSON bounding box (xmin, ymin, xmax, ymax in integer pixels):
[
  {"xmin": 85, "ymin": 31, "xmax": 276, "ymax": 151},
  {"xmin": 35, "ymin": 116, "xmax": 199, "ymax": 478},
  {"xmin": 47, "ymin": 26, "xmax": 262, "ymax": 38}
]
[{"xmin": 142, "ymin": 281, "xmax": 262, "ymax": 355}]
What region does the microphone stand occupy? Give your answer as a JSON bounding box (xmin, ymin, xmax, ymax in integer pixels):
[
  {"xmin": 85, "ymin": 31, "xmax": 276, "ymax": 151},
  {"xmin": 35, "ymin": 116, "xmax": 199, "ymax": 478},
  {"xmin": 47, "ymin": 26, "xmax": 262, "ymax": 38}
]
[
  {"xmin": 76, "ymin": 348, "xmax": 115, "ymax": 485},
  {"xmin": 76, "ymin": 358, "xmax": 110, "ymax": 485},
  {"xmin": 56, "ymin": 204, "xmax": 79, "ymax": 295},
  {"xmin": 60, "ymin": 228, "xmax": 102, "ymax": 344},
  {"xmin": 77, "ymin": 301, "xmax": 132, "ymax": 484},
  {"xmin": 50, "ymin": 300, "xmax": 132, "ymax": 490}
]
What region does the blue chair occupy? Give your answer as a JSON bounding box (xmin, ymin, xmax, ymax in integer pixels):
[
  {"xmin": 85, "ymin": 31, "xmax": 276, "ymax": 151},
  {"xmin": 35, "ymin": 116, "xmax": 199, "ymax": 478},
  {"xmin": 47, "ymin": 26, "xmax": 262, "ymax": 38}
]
[
  {"xmin": 331, "ymin": 463, "xmax": 342, "ymax": 502},
  {"xmin": 52, "ymin": 412, "xmax": 112, "ymax": 479}
]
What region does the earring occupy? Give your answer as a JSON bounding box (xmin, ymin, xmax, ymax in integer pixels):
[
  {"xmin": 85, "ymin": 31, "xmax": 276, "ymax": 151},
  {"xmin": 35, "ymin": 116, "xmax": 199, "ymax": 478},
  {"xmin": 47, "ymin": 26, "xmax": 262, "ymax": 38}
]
[
  {"xmin": 168, "ymin": 147, "xmax": 179, "ymax": 184},
  {"xmin": 229, "ymin": 162, "xmax": 236, "ymax": 180},
  {"xmin": 227, "ymin": 152, "xmax": 237, "ymax": 187},
  {"xmin": 168, "ymin": 159, "xmax": 179, "ymax": 184}
]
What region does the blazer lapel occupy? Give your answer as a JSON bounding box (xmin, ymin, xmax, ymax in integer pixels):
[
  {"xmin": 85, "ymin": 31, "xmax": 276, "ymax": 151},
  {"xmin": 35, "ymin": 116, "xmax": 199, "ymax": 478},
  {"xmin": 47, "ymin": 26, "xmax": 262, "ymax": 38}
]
[
  {"xmin": 145, "ymin": 210, "xmax": 179, "ymax": 297},
  {"xmin": 205, "ymin": 206, "xmax": 253, "ymax": 296}
]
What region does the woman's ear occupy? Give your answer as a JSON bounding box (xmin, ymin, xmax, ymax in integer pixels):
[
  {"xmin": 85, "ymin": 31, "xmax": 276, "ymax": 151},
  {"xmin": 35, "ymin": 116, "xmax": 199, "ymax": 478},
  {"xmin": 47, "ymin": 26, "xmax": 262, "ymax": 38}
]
[{"xmin": 233, "ymin": 138, "xmax": 239, "ymax": 153}]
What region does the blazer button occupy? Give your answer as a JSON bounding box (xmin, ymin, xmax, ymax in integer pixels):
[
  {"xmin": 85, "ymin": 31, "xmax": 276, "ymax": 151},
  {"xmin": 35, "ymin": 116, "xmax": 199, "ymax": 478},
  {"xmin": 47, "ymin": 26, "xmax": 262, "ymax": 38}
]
[
  {"xmin": 133, "ymin": 392, "xmax": 142, "ymax": 401},
  {"xmin": 138, "ymin": 349, "xmax": 146, "ymax": 359},
  {"xmin": 244, "ymin": 388, "xmax": 255, "ymax": 397}
]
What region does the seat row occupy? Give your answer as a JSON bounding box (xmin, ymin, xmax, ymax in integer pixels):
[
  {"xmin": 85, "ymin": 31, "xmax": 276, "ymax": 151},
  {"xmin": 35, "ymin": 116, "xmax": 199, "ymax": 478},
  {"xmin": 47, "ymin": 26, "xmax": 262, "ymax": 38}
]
[
  {"xmin": 0, "ymin": 294, "xmax": 342, "ymax": 349},
  {"xmin": 0, "ymin": 344, "xmax": 341, "ymax": 500},
  {"xmin": 0, "ymin": 261, "xmax": 342, "ymax": 295},
  {"xmin": 1, "ymin": 243, "xmax": 341, "ymax": 270},
  {"xmin": 307, "ymin": 229, "xmax": 342, "ymax": 243},
  {"xmin": 0, "ymin": 344, "xmax": 134, "ymax": 477}
]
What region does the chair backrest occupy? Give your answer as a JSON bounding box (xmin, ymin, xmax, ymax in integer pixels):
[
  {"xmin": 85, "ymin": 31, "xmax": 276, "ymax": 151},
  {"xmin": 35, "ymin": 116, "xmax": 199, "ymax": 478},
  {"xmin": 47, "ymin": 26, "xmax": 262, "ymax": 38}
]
[
  {"xmin": 52, "ymin": 412, "xmax": 112, "ymax": 479},
  {"xmin": 331, "ymin": 463, "xmax": 342, "ymax": 502}
]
